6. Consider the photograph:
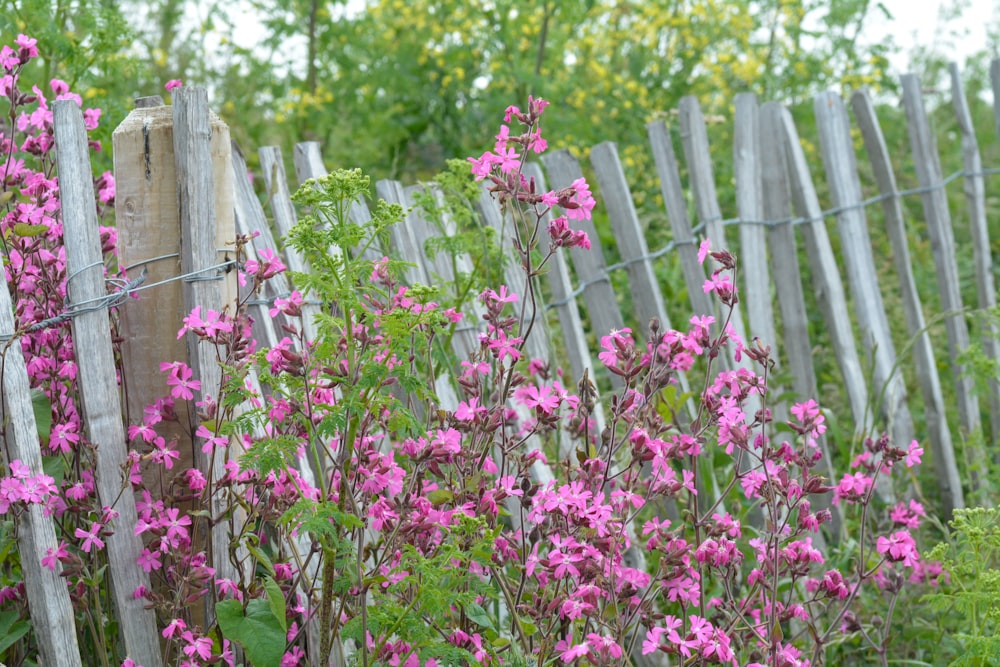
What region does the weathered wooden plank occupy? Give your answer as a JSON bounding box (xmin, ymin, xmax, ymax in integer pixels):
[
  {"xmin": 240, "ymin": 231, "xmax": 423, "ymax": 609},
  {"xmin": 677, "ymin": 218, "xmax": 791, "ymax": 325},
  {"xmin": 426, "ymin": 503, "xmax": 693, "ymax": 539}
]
[
  {"xmin": 519, "ymin": 162, "xmax": 606, "ymax": 437},
  {"xmin": 646, "ymin": 121, "xmax": 713, "ymax": 323},
  {"xmin": 293, "ymin": 140, "xmax": 327, "ymax": 184},
  {"xmin": 900, "ymin": 74, "xmax": 984, "ymax": 466},
  {"xmin": 233, "ymin": 145, "xmax": 327, "ymax": 667},
  {"xmin": 233, "ymin": 145, "xmax": 292, "ymax": 346},
  {"xmin": 851, "ymin": 88, "xmax": 964, "ymax": 517},
  {"xmin": 113, "ymin": 101, "xmax": 194, "ymax": 475},
  {"xmin": 173, "ymin": 87, "xmax": 241, "ymax": 624},
  {"xmin": 814, "ymin": 91, "xmax": 916, "ymax": 452},
  {"xmin": 259, "ymin": 146, "xmax": 322, "ymax": 343},
  {"xmin": 590, "ymin": 141, "xmax": 673, "ymax": 332},
  {"xmin": 53, "ymin": 100, "xmax": 162, "ymax": 667},
  {"xmin": 518, "ymin": 162, "xmax": 598, "ymax": 385},
  {"xmin": 405, "ymin": 183, "xmax": 485, "ymax": 361},
  {"xmin": 733, "ymin": 94, "xmax": 780, "ymax": 366},
  {"xmin": 950, "ymin": 62, "xmax": 1000, "ymax": 448},
  {"xmin": 759, "ymin": 103, "xmax": 838, "ymax": 531},
  {"xmin": 0, "ymin": 279, "xmax": 83, "ymax": 667},
  {"xmin": 377, "ymin": 179, "xmax": 458, "ymax": 410},
  {"xmin": 776, "ymin": 104, "xmax": 871, "ymax": 436},
  {"xmin": 677, "ymin": 96, "xmax": 751, "ymax": 371},
  {"xmin": 540, "ymin": 149, "xmax": 625, "ymax": 390}
]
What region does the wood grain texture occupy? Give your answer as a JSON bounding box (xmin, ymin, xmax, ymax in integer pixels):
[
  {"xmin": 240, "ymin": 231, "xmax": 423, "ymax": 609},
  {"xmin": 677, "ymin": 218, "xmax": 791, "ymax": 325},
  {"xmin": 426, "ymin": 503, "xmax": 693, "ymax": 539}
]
[
  {"xmin": 814, "ymin": 91, "xmax": 916, "ymax": 454},
  {"xmin": 900, "ymin": 74, "xmax": 983, "ymax": 460},
  {"xmin": 851, "ymin": 89, "xmax": 964, "ymax": 516},
  {"xmin": 54, "ymin": 99, "xmax": 162, "ymax": 667},
  {"xmin": 172, "ymin": 87, "xmax": 241, "ymax": 625}
]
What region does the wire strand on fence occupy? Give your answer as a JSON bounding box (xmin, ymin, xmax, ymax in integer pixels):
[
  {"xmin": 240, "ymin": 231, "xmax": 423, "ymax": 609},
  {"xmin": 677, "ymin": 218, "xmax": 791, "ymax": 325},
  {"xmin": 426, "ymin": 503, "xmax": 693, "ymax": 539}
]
[{"xmin": 544, "ymin": 165, "xmax": 1000, "ymax": 310}]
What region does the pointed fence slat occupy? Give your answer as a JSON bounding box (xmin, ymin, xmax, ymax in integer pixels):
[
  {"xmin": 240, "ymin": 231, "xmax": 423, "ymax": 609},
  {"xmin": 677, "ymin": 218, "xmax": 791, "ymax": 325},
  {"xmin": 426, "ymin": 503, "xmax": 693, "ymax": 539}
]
[
  {"xmin": 759, "ymin": 103, "xmax": 817, "ymax": 403},
  {"xmin": 777, "ymin": 105, "xmax": 871, "ymax": 437},
  {"xmin": 734, "ymin": 94, "xmax": 780, "ymax": 371},
  {"xmin": 53, "ymin": 100, "xmax": 162, "ymax": 667},
  {"xmin": 646, "ymin": 121, "xmax": 714, "ymax": 322},
  {"xmin": 0, "ymin": 281, "xmax": 83, "ymax": 667},
  {"xmin": 900, "ymin": 74, "xmax": 986, "ymax": 488},
  {"xmin": 759, "ymin": 103, "xmax": 838, "ymax": 529},
  {"xmin": 850, "ymin": 89, "xmax": 964, "ymax": 516},
  {"xmin": 541, "ymin": 149, "xmax": 626, "ymax": 390},
  {"xmin": 173, "ymin": 87, "xmax": 241, "ymax": 623},
  {"xmin": 949, "ymin": 62, "xmax": 1000, "ymax": 448},
  {"xmin": 814, "ymin": 91, "xmax": 916, "ymax": 451},
  {"xmin": 590, "ymin": 141, "xmax": 673, "ymax": 332},
  {"xmin": 677, "ymin": 96, "xmax": 752, "ymax": 371}
]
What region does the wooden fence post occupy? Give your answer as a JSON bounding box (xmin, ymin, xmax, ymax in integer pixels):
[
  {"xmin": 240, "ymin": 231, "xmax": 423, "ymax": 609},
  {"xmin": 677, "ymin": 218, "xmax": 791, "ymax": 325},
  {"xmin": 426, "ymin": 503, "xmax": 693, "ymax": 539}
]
[
  {"xmin": 172, "ymin": 86, "xmax": 241, "ymax": 625},
  {"xmin": 677, "ymin": 96, "xmax": 752, "ymax": 372},
  {"xmin": 112, "ymin": 100, "xmax": 194, "ymax": 473},
  {"xmin": 776, "ymin": 105, "xmax": 872, "ymax": 437},
  {"xmin": 900, "ymin": 74, "xmax": 986, "ymax": 493},
  {"xmin": 0, "ymin": 251, "xmax": 82, "ymax": 667},
  {"xmin": 53, "ymin": 99, "xmax": 163, "ymax": 667},
  {"xmin": 814, "ymin": 91, "xmax": 917, "ymax": 453},
  {"xmin": 733, "ymin": 94, "xmax": 781, "ymax": 376},
  {"xmin": 851, "ymin": 89, "xmax": 965, "ymax": 517},
  {"xmin": 949, "ymin": 63, "xmax": 1000, "ymax": 449}
]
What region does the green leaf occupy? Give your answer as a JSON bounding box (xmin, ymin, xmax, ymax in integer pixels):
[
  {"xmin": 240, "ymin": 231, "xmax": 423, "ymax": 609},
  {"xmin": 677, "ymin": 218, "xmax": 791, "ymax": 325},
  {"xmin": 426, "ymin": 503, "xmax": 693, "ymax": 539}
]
[
  {"xmin": 216, "ymin": 599, "xmax": 287, "ymax": 667},
  {"xmin": 245, "ymin": 541, "xmax": 275, "ymax": 577},
  {"xmin": 263, "ymin": 576, "xmax": 287, "ymax": 633},
  {"xmin": 426, "ymin": 489, "xmax": 454, "ymax": 506},
  {"xmin": 12, "ymin": 223, "xmax": 49, "ymax": 237},
  {"xmin": 465, "ymin": 602, "xmax": 494, "ymax": 631},
  {"xmin": 0, "ymin": 611, "xmax": 30, "ymax": 654}
]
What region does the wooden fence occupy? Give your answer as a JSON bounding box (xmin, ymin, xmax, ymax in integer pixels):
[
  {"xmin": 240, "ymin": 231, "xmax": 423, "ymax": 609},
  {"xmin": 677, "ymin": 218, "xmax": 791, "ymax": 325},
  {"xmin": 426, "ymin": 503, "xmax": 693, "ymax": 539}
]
[{"xmin": 5, "ymin": 58, "xmax": 1000, "ymax": 664}]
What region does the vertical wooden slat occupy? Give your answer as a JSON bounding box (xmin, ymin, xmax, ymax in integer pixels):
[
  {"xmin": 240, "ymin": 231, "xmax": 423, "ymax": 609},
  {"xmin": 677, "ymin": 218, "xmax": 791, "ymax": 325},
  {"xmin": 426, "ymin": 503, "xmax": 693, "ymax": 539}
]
[
  {"xmin": 759, "ymin": 103, "xmax": 838, "ymax": 531},
  {"xmin": 173, "ymin": 87, "xmax": 240, "ymax": 624},
  {"xmin": 54, "ymin": 100, "xmax": 162, "ymax": 667},
  {"xmin": 590, "ymin": 142, "xmax": 673, "ymax": 331},
  {"xmin": 0, "ymin": 286, "xmax": 83, "ymax": 667},
  {"xmin": 519, "ymin": 162, "xmax": 606, "ymax": 436},
  {"xmin": 733, "ymin": 94, "xmax": 780, "ymax": 367},
  {"xmin": 777, "ymin": 105, "xmax": 871, "ymax": 436},
  {"xmin": 541, "ymin": 149, "xmax": 626, "ymax": 389},
  {"xmin": 677, "ymin": 96, "xmax": 751, "ymax": 370},
  {"xmin": 646, "ymin": 121, "xmax": 714, "ymax": 321},
  {"xmin": 851, "ymin": 89, "xmax": 964, "ymax": 517},
  {"xmin": 814, "ymin": 91, "xmax": 916, "ymax": 452},
  {"xmin": 293, "ymin": 141, "xmax": 327, "ymax": 184},
  {"xmin": 950, "ymin": 62, "xmax": 1000, "ymax": 447},
  {"xmin": 258, "ymin": 146, "xmax": 322, "ymax": 343},
  {"xmin": 376, "ymin": 179, "xmax": 458, "ymax": 409},
  {"xmin": 900, "ymin": 74, "xmax": 984, "ymax": 475}
]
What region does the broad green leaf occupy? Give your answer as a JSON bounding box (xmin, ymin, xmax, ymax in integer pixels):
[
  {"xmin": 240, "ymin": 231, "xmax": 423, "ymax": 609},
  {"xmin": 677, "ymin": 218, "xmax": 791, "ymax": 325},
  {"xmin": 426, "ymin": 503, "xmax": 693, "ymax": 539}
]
[
  {"xmin": 263, "ymin": 576, "xmax": 287, "ymax": 633},
  {"xmin": 216, "ymin": 599, "xmax": 286, "ymax": 667},
  {"xmin": 0, "ymin": 611, "xmax": 29, "ymax": 654}
]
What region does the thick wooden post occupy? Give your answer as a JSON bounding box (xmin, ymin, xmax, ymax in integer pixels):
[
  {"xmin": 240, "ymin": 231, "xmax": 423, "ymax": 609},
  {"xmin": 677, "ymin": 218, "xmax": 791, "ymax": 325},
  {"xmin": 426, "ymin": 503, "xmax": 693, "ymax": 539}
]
[
  {"xmin": 54, "ymin": 100, "xmax": 163, "ymax": 667},
  {"xmin": 112, "ymin": 100, "xmax": 193, "ymax": 471}
]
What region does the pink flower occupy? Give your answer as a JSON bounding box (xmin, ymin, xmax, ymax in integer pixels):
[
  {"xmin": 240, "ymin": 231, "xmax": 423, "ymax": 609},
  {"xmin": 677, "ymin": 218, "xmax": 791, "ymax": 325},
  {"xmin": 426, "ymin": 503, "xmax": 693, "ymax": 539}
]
[
  {"xmin": 42, "ymin": 541, "xmax": 69, "ymax": 571},
  {"xmin": 165, "ymin": 79, "xmax": 183, "ymax": 91},
  {"xmin": 906, "ymin": 440, "xmax": 924, "ymax": 468},
  {"xmin": 876, "ymin": 530, "xmax": 920, "ymax": 567},
  {"xmin": 697, "ymin": 238, "xmax": 711, "ymax": 264},
  {"xmin": 74, "ymin": 522, "xmax": 104, "ymax": 553}
]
